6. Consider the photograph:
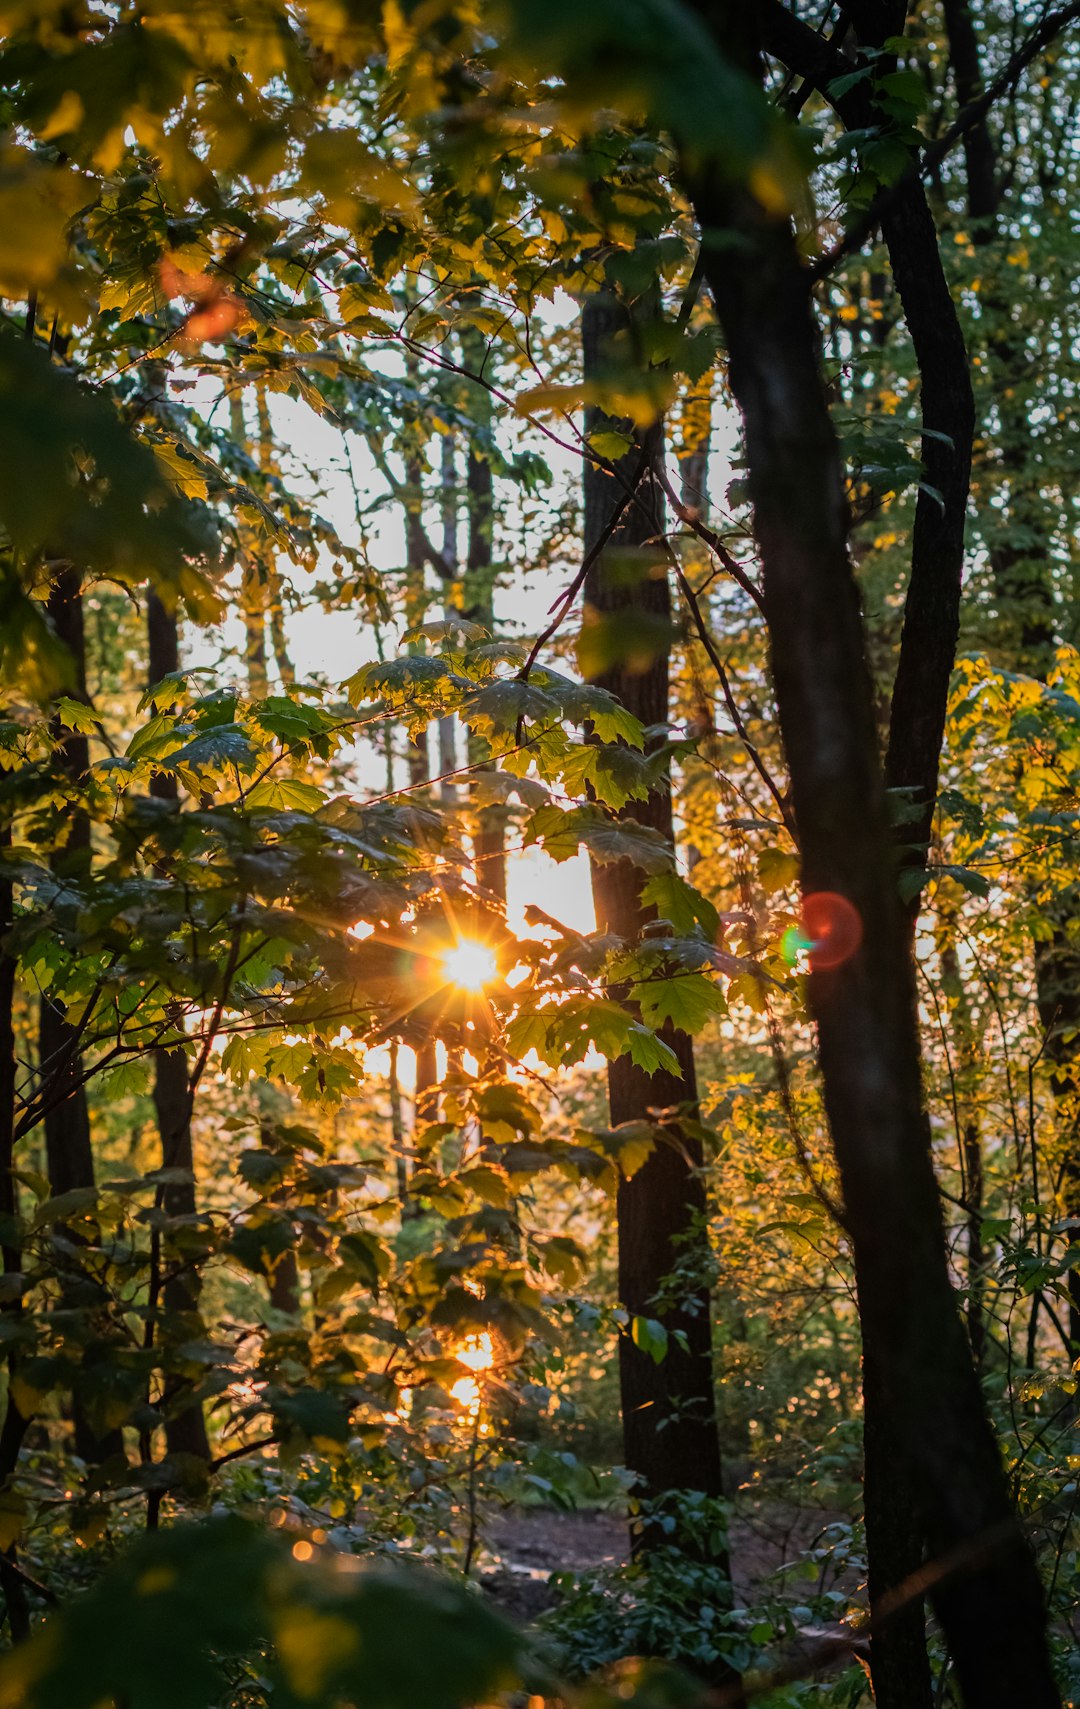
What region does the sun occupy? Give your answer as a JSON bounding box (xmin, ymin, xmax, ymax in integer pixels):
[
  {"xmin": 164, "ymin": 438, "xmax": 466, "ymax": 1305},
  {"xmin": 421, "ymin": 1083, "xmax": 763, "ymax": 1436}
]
[{"xmin": 440, "ymin": 938, "xmax": 498, "ymax": 991}]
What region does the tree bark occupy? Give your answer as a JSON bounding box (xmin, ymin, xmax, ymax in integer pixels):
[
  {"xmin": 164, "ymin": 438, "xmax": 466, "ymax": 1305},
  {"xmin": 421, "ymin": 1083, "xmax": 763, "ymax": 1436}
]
[
  {"xmin": 40, "ymin": 568, "xmax": 124, "ymax": 1467},
  {"xmin": 679, "ymin": 18, "xmax": 1058, "ymax": 1704},
  {"xmin": 582, "ymin": 292, "xmax": 730, "ymax": 1538},
  {"xmin": 747, "ymin": 12, "xmax": 976, "ymax": 1702},
  {"xmin": 0, "ymin": 825, "xmax": 30, "ymax": 1639},
  {"xmin": 147, "ymin": 588, "xmax": 211, "ymax": 1462}
]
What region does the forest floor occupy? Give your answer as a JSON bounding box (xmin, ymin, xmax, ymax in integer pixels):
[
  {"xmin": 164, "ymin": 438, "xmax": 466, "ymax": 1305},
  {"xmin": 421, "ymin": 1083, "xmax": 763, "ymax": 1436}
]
[{"xmin": 477, "ymin": 1496, "xmax": 855, "ymax": 1622}]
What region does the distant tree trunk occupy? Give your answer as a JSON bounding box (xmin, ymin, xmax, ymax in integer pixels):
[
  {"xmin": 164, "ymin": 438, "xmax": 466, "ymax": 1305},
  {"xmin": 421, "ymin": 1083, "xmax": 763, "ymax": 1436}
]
[
  {"xmin": 460, "ymin": 325, "xmax": 507, "ymax": 914},
  {"xmin": 680, "ymin": 17, "xmax": 1059, "ymax": 1701},
  {"xmin": 400, "ymin": 456, "xmax": 438, "ymax": 1180},
  {"xmin": 938, "ymin": 918, "xmax": 987, "ymax": 1369},
  {"xmin": 146, "ymin": 589, "xmax": 211, "ymax": 1462},
  {"xmin": 229, "ymin": 394, "xmax": 269, "ymax": 697},
  {"xmin": 582, "ymin": 293, "xmax": 730, "ymax": 1548},
  {"xmin": 437, "ymin": 432, "xmax": 459, "ymax": 798},
  {"xmin": 404, "ymin": 454, "xmax": 431, "ymax": 793},
  {"xmin": 0, "ymin": 826, "xmax": 30, "ymax": 1639},
  {"xmin": 675, "ymin": 369, "xmax": 712, "ymax": 522},
  {"xmin": 941, "ymin": 0, "xmax": 1080, "ymax": 1346},
  {"xmin": 255, "ymin": 383, "xmax": 296, "ymax": 689},
  {"xmin": 40, "ymin": 567, "xmax": 123, "ymax": 1467}
]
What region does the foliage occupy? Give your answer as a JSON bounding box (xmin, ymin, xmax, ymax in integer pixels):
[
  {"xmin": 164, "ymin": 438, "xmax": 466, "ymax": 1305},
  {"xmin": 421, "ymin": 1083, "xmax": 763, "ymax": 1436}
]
[{"xmin": 0, "ymin": 0, "xmax": 1079, "ymax": 1704}]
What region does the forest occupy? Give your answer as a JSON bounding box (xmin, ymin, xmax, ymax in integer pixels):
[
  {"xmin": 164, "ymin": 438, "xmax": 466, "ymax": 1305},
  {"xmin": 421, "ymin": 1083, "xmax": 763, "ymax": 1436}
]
[{"xmin": 0, "ymin": 0, "xmax": 1079, "ymax": 1704}]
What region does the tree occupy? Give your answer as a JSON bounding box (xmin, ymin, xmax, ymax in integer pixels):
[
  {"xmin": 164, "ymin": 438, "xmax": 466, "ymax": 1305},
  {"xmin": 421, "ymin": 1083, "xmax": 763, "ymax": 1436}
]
[
  {"xmin": 581, "ymin": 289, "xmax": 729, "ymax": 1531},
  {"xmin": 678, "ymin": 10, "xmax": 1058, "ymax": 1705}
]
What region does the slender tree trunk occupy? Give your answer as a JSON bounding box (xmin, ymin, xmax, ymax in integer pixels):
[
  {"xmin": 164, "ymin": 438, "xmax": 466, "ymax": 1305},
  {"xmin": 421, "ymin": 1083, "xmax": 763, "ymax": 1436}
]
[
  {"xmin": 405, "ymin": 454, "xmax": 431, "ymax": 793},
  {"xmin": 255, "ymin": 384, "xmax": 296, "ymax": 689},
  {"xmin": 229, "ymin": 394, "xmax": 269, "ymax": 697},
  {"xmin": 438, "ymin": 431, "xmax": 459, "ymax": 798},
  {"xmin": 676, "ymin": 369, "xmax": 712, "ymax": 522},
  {"xmin": 0, "ymin": 827, "xmax": 30, "ymax": 1639},
  {"xmin": 679, "ymin": 23, "xmax": 1058, "ymax": 1701},
  {"xmin": 40, "ymin": 568, "xmax": 124, "ymax": 1467},
  {"xmin": 460, "ymin": 325, "xmax": 507, "ymax": 913},
  {"xmin": 582, "ymin": 294, "xmax": 731, "ymax": 1557},
  {"xmin": 147, "ymin": 589, "xmax": 211, "ymax": 1462}
]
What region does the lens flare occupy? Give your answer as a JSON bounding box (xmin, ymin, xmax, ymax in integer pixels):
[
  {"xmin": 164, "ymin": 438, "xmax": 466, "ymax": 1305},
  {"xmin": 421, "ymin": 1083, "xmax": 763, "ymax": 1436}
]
[
  {"xmin": 798, "ymin": 892, "xmax": 863, "ymax": 971},
  {"xmin": 440, "ymin": 939, "xmax": 497, "ymax": 991}
]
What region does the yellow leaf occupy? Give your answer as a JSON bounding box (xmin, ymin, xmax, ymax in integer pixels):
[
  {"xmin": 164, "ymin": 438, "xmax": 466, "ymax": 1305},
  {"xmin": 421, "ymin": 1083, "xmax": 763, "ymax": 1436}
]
[
  {"xmin": 275, "ymin": 1607, "xmax": 359, "ymax": 1698},
  {"xmin": 0, "ymin": 1490, "xmax": 26, "ymax": 1552},
  {"xmin": 39, "ymin": 89, "xmax": 84, "ymax": 141}
]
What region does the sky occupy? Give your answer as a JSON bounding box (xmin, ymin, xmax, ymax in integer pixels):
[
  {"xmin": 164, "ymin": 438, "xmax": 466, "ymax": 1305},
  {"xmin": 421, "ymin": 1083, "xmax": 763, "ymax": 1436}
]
[{"xmin": 180, "ymin": 296, "xmax": 740, "ymax": 953}]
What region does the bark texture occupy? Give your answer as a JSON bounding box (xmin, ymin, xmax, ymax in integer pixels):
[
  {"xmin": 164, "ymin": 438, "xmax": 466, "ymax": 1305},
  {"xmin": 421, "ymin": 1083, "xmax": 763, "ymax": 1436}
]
[
  {"xmin": 40, "ymin": 568, "xmax": 124, "ymax": 1466},
  {"xmin": 147, "ymin": 589, "xmax": 212, "ymax": 1461},
  {"xmin": 582, "ymin": 293, "xmax": 728, "ymax": 1524}
]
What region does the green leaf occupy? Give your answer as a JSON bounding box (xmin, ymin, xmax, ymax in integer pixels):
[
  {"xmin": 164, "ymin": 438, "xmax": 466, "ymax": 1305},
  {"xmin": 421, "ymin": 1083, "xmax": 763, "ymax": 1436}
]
[
  {"xmin": 630, "ymin": 1315, "xmax": 668, "ymax": 1364},
  {"xmin": 586, "ymin": 428, "xmax": 634, "ymax": 460},
  {"xmin": 640, "ymin": 872, "xmax": 719, "ymax": 938},
  {"xmin": 246, "ymin": 777, "xmax": 327, "ymax": 812},
  {"xmin": 634, "ymin": 970, "xmax": 725, "ymax": 1033},
  {"xmin": 624, "ymin": 1023, "xmax": 682, "ymax": 1078}
]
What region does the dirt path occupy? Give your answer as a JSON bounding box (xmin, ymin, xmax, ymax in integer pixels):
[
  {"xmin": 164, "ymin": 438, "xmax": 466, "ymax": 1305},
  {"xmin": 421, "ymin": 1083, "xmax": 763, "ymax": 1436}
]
[{"xmin": 477, "ymin": 1499, "xmax": 855, "ymax": 1623}]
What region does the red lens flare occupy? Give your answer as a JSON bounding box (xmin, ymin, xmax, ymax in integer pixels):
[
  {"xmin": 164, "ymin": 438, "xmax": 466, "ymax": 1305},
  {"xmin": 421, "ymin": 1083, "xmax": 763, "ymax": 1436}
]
[{"xmin": 800, "ymin": 892, "xmax": 863, "ymax": 972}]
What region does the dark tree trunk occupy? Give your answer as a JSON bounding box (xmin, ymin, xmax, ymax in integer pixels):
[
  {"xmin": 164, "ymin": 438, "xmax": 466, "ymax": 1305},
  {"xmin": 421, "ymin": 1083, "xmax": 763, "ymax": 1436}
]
[
  {"xmin": 942, "ymin": 0, "xmax": 999, "ymax": 230},
  {"xmin": 0, "ymin": 827, "xmax": 30, "ymax": 1639},
  {"xmin": 742, "ymin": 11, "xmax": 976, "ymax": 1702},
  {"xmin": 581, "ymin": 293, "xmax": 729, "ymax": 1534},
  {"xmin": 147, "ymin": 589, "xmax": 211, "ymax": 1462},
  {"xmin": 40, "ymin": 568, "xmax": 123, "ymax": 1468},
  {"xmin": 679, "ymin": 17, "xmax": 1058, "ymax": 1704}
]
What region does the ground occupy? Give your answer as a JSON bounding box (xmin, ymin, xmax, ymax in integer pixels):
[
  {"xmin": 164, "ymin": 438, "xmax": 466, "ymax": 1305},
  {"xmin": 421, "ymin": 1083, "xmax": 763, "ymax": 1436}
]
[{"xmin": 477, "ymin": 1497, "xmax": 857, "ymax": 1623}]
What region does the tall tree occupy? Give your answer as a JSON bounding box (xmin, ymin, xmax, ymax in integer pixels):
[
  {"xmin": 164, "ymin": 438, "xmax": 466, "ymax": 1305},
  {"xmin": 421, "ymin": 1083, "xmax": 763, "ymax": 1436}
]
[
  {"xmin": 39, "ymin": 568, "xmax": 123, "ymax": 1467},
  {"xmin": 581, "ymin": 292, "xmax": 731, "ymax": 1552},
  {"xmin": 678, "ymin": 11, "xmax": 1058, "ymax": 1704},
  {"xmin": 146, "ymin": 589, "xmax": 212, "ymax": 1463}
]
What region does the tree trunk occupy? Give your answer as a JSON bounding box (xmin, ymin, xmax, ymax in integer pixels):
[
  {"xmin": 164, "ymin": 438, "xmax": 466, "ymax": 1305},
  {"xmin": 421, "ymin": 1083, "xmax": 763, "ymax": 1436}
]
[
  {"xmin": 741, "ymin": 13, "xmax": 975, "ymax": 1703},
  {"xmin": 40, "ymin": 567, "xmax": 124, "ymax": 1467},
  {"xmin": 147, "ymin": 589, "xmax": 211, "ymax": 1462},
  {"xmin": 0, "ymin": 826, "xmax": 30, "ymax": 1639},
  {"xmin": 582, "ymin": 293, "xmax": 730, "ymax": 1542},
  {"xmin": 460, "ymin": 325, "xmax": 508, "ymax": 913},
  {"xmin": 680, "ymin": 19, "xmax": 1058, "ymax": 1703}
]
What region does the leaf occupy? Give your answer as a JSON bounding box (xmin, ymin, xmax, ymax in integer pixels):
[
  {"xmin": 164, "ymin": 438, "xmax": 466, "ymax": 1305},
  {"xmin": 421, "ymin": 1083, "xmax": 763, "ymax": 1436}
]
[
  {"xmin": 634, "ymin": 971, "xmax": 726, "ymax": 1034},
  {"xmin": 586, "ymin": 428, "xmax": 634, "ymax": 460},
  {"xmin": 0, "ymin": 1514, "xmax": 525, "ymax": 1709},
  {"xmin": 53, "ymin": 696, "xmax": 98, "ymax": 734},
  {"xmin": 639, "ymin": 872, "xmax": 719, "ymax": 938},
  {"xmin": 576, "ymin": 604, "xmax": 674, "ymax": 681},
  {"xmin": 578, "ymin": 817, "xmax": 674, "ymax": 872},
  {"xmin": 630, "ymin": 1315, "xmax": 668, "ymax": 1364},
  {"xmin": 246, "ymin": 777, "xmax": 327, "ymax": 812},
  {"xmin": 624, "ymin": 1024, "xmax": 682, "ymax": 1078},
  {"xmin": 757, "ymin": 848, "xmax": 799, "ymax": 895}
]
